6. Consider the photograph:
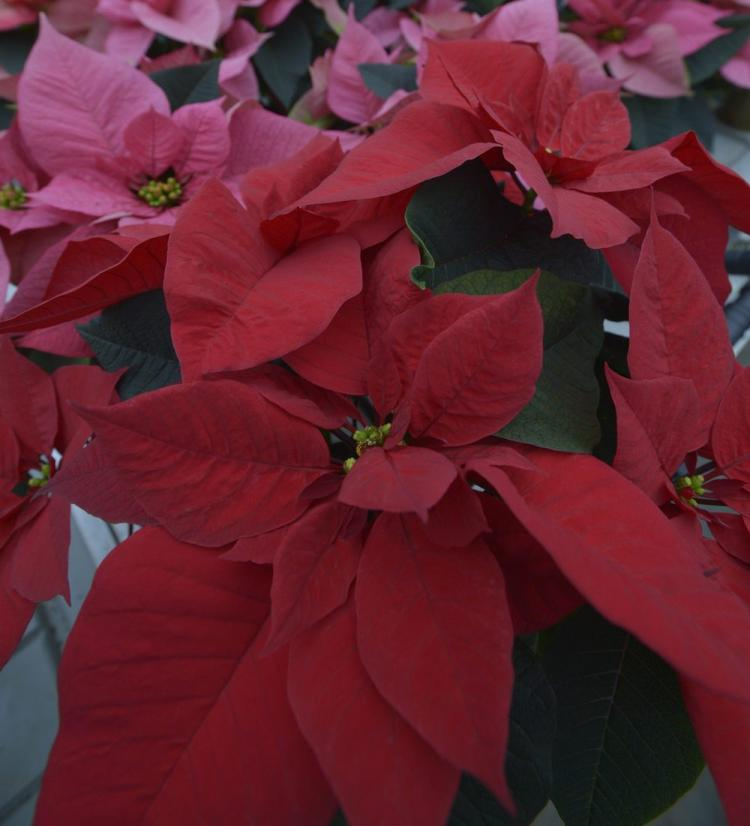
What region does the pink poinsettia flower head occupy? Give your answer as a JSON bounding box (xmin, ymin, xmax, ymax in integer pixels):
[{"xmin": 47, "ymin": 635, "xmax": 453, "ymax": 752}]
[
  {"xmin": 567, "ymin": 0, "xmax": 726, "ymax": 97},
  {"xmin": 97, "ymin": 0, "xmax": 241, "ymax": 63},
  {"xmin": 18, "ymin": 18, "xmax": 230, "ymax": 225}
]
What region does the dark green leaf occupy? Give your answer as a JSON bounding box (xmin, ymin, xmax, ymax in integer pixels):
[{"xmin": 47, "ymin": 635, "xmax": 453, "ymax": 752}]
[
  {"xmin": 78, "ymin": 290, "xmax": 181, "ymax": 400},
  {"xmin": 500, "ymin": 303, "xmax": 603, "ymax": 453},
  {"xmin": 358, "ymin": 63, "xmax": 417, "ymax": 99},
  {"xmin": 0, "ymin": 101, "xmax": 14, "ymax": 130},
  {"xmin": 718, "ymin": 14, "xmax": 750, "ymax": 28},
  {"xmin": 0, "ymin": 28, "xmax": 36, "ymax": 74},
  {"xmin": 463, "ymin": 0, "xmax": 506, "ymax": 14},
  {"xmin": 435, "ymin": 269, "xmax": 604, "ymax": 453},
  {"xmin": 254, "ymin": 10, "xmax": 313, "ymax": 109},
  {"xmin": 406, "ymin": 161, "xmax": 617, "ymax": 294},
  {"xmin": 625, "ymin": 94, "xmax": 716, "ymax": 150},
  {"xmin": 686, "ymin": 25, "xmax": 750, "ymax": 84},
  {"xmin": 352, "ymin": 0, "xmax": 378, "ymax": 19},
  {"xmin": 448, "ymin": 640, "xmax": 556, "ymax": 826},
  {"xmin": 150, "ymin": 60, "xmax": 221, "ymax": 111},
  {"xmin": 543, "ymin": 608, "xmax": 704, "ymax": 826},
  {"xmin": 387, "ymin": 0, "xmax": 416, "ymax": 10}
]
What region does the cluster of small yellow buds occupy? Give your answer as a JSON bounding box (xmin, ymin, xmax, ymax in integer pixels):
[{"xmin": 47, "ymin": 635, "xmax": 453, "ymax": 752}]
[
  {"xmin": 353, "ymin": 423, "xmax": 392, "ymax": 456},
  {"xmin": 27, "ymin": 455, "xmax": 52, "ymax": 490},
  {"xmin": 599, "ymin": 26, "xmax": 627, "ymax": 43},
  {"xmin": 0, "ymin": 181, "xmax": 27, "ymax": 210},
  {"xmin": 675, "ymin": 474, "xmax": 706, "ymax": 508},
  {"xmin": 137, "ymin": 175, "xmax": 182, "ymax": 208},
  {"xmin": 343, "ymin": 457, "xmax": 357, "ymax": 474}
]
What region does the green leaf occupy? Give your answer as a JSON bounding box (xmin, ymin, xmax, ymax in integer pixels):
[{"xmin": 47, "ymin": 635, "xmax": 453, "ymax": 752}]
[
  {"xmin": 78, "ymin": 290, "xmax": 181, "ymax": 400},
  {"xmin": 254, "ymin": 9, "xmax": 313, "ymax": 109},
  {"xmin": 686, "ymin": 24, "xmax": 750, "ymax": 84},
  {"xmin": 150, "ymin": 60, "xmax": 221, "ymax": 111},
  {"xmin": 352, "ymin": 0, "xmax": 377, "ymax": 19},
  {"xmin": 406, "ymin": 160, "xmax": 617, "ymax": 294},
  {"xmin": 463, "ymin": 0, "xmax": 506, "ymax": 14},
  {"xmin": 500, "ymin": 305, "xmax": 603, "ymax": 454},
  {"xmin": 0, "ymin": 28, "xmax": 36, "ymax": 74},
  {"xmin": 358, "ymin": 63, "xmax": 417, "ymax": 99},
  {"xmin": 625, "ymin": 95, "xmax": 716, "ymax": 150},
  {"xmin": 543, "ymin": 608, "xmax": 704, "ymax": 826},
  {"xmin": 448, "ymin": 640, "xmax": 556, "ymax": 826},
  {"xmin": 436, "ymin": 269, "xmax": 604, "ymax": 453},
  {"xmin": 0, "ymin": 102, "xmax": 14, "ymax": 130}
]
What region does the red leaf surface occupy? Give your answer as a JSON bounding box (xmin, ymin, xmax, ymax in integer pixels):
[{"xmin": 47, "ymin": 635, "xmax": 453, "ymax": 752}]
[
  {"xmin": 0, "ymin": 534, "xmax": 35, "ymax": 668},
  {"xmin": 222, "ymin": 522, "xmax": 291, "ymax": 564},
  {"xmin": 52, "ymin": 364, "xmax": 121, "ymax": 453},
  {"xmin": 362, "ymin": 228, "xmax": 425, "ymax": 348},
  {"xmin": 713, "ymin": 366, "xmax": 750, "ymax": 483},
  {"xmin": 480, "ymin": 449, "xmax": 750, "ymax": 702},
  {"xmin": 492, "ymin": 132, "xmax": 640, "ymax": 249},
  {"xmin": 606, "ymin": 367, "xmax": 701, "ymax": 502},
  {"xmin": 0, "ymin": 233, "xmax": 167, "ymax": 333},
  {"xmin": 46, "ymin": 437, "xmax": 155, "ymax": 528},
  {"xmin": 408, "ymin": 276, "xmax": 542, "ymax": 445},
  {"xmin": 482, "ymin": 496, "xmax": 582, "ymax": 635},
  {"xmin": 0, "ymin": 336, "xmax": 57, "ymax": 463},
  {"xmin": 285, "ymin": 293, "xmax": 370, "ymax": 395},
  {"xmin": 420, "ymin": 40, "xmax": 546, "ymax": 134},
  {"xmin": 338, "ymin": 446, "xmax": 456, "ymax": 521},
  {"xmin": 35, "ymin": 528, "xmax": 335, "ymax": 826},
  {"xmin": 76, "ymin": 381, "xmax": 331, "ymax": 546},
  {"xmin": 627, "ymin": 206, "xmax": 735, "ymax": 442},
  {"xmin": 288, "ymin": 598, "xmax": 460, "ymax": 826},
  {"xmin": 166, "ymin": 179, "xmax": 362, "ymax": 378},
  {"xmin": 559, "ymin": 91, "xmax": 630, "ymax": 161},
  {"xmin": 230, "ymin": 363, "xmax": 358, "ymax": 429},
  {"xmin": 681, "ymin": 678, "xmax": 750, "ymax": 826},
  {"xmin": 266, "ymin": 500, "xmax": 363, "ymax": 652},
  {"xmin": 356, "ymin": 513, "xmax": 514, "ymax": 807},
  {"xmin": 297, "ymin": 101, "xmax": 497, "ymax": 206},
  {"xmin": 368, "ymin": 293, "xmax": 487, "ymax": 416},
  {"xmin": 422, "ymin": 476, "xmax": 490, "ymax": 548},
  {"xmin": 663, "ymin": 131, "xmax": 750, "ymax": 235},
  {"xmin": 10, "ymin": 496, "xmax": 70, "ymax": 603}
]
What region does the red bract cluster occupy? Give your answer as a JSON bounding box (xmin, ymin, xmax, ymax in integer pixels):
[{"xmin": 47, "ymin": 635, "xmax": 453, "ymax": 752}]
[{"xmin": 3, "ymin": 28, "xmax": 750, "ymax": 826}]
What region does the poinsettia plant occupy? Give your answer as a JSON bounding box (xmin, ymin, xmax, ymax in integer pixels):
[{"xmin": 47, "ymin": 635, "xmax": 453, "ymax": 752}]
[{"xmin": 4, "ymin": 7, "xmax": 750, "ymax": 826}]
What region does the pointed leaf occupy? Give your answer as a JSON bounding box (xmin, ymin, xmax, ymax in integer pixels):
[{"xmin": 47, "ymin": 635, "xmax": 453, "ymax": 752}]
[
  {"xmin": 150, "ymin": 59, "xmax": 220, "ymax": 110},
  {"xmin": 76, "ymin": 380, "xmax": 331, "ymax": 546},
  {"xmin": 166, "ymin": 179, "xmax": 362, "ymax": 379},
  {"xmin": 339, "ymin": 446, "xmax": 456, "ymax": 521},
  {"xmin": 266, "ymin": 500, "xmax": 362, "ymax": 652},
  {"xmin": 408, "ymin": 277, "xmax": 543, "ymax": 445},
  {"xmin": 35, "ymin": 527, "xmax": 335, "ymax": 826},
  {"xmin": 289, "ymin": 598, "xmax": 460, "ymax": 826},
  {"xmin": 356, "ymin": 513, "xmax": 515, "ymax": 807},
  {"xmin": 480, "ymin": 450, "xmax": 750, "ymax": 703},
  {"xmin": 543, "ymin": 607, "xmax": 703, "ymax": 826},
  {"xmin": 18, "ymin": 18, "xmax": 169, "ymax": 174},
  {"xmin": 0, "ymin": 233, "xmax": 168, "ymax": 334},
  {"xmin": 78, "ymin": 291, "xmax": 181, "ymax": 400},
  {"xmin": 628, "ymin": 208, "xmax": 735, "ymax": 443},
  {"xmin": 448, "ymin": 640, "xmax": 556, "ymax": 826}
]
